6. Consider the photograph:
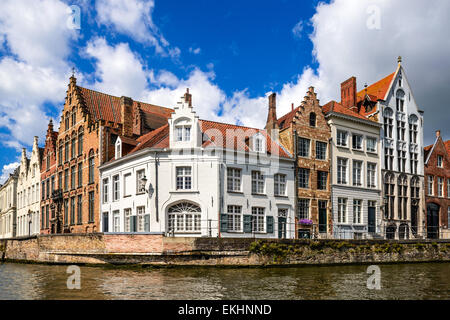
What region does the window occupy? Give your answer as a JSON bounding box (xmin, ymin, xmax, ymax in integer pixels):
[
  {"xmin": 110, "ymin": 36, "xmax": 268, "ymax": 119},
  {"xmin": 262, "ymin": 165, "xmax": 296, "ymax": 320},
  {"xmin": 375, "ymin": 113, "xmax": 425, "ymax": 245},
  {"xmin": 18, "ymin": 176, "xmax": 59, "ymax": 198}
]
[
  {"xmin": 366, "ymin": 137, "xmax": 377, "ymax": 153},
  {"xmin": 123, "ymin": 173, "xmax": 132, "ymax": 197},
  {"xmin": 385, "ymin": 148, "xmax": 394, "ymax": 170},
  {"xmin": 115, "ymin": 140, "xmax": 121, "ymax": 159},
  {"xmin": 88, "ymin": 154, "xmax": 94, "ymax": 183},
  {"xmin": 71, "ymin": 137, "xmax": 76, "ymax": 159},
  {"xmin": 353, "ymin": 200, "xmax": 362, "ymax": 224},
  {"xmin": 309, "ymin": 112, "xmax": 316, "ymax": 127},
  {"xmin": 64, "ymin": 199, "xmax": 68, "ymax": 226},
  {"xmin": 64, "ymin": 139, "xmax": 69, "ymax": 162},
  {"xmin": 168, "ymin": 202, "xmax": 201, "ymax": 233},
  {"xmin": 251, "ymin": 171, "xmax": 265, "ymax": 194},
  {"xmin": 384, "ymin": 108, "xmax": 393, "ymax": 138},
  {"xmin": 176, "ymin": 167, "xmax": 192, "ymax": 190},
  {"xmin": 384, "ymin": 174, "xmax": 395, "ymax": 219},
  {"xmin": 65, "ymin": 114, "xmax": 69, "ymax": 130},
  {"xmin": 113, "ymin": 210, "xmax": 120, "ymax": 232},
  {"xmin": 410, "ymin": 152, "xmax": 418, "ymax": 174},
  {"xmin": 227, "ymin": 205, "xmax": 242, "ymax": 232},
  {"xmin": 103, "ymin": 178, "xmax": 109, "ymax": 203},
  {"xmin": 41, "ymin": 181, "xmax": 45, "ymax": 200},
  {"xmin": 77, "ymin": 195, "xmax": 82, "ymax": 224},
  {"xmin": 409, "ymin": 116, "xmax": 418, "ymax": 143},
  {"xmin": 337, "ymin": 130, "xmax": 348, "ymax": 147},
  {"xmin": 337, "ymin": 158, "xmax": 348, "ymax": 184},
  {"xmin": 78, "ymin": 129, "xmax": 83, "ymax": 155},
  {"xmin": 367, "ymin": 163, "xmax": 376, "ymax": 188},
  {"xmin": 427, "ymin": 176, "xmax": 434, "ymax": 196},
  {"xmin": 438, "ymin": 177, "xmax": 444, "ymax": 197},
  {"xmin": 46, "ymin": 153, "xmax": 50, "ymax": 170},
  {"xmin": 64, "ymin": 169, "xmax": 69, "ymax": 191},
  {"xmin": 58, "ymin": 172, "xmax": 62, "ymax": 189},
  {"xmin": 298, "ymin": 137, "xmax": 310, "ymax": 157},
  {"xmin": 70, "ymin": 166, "xmax": 75, "ymax": 189},
  {"xmin": 396, "ymin": 90, "xmax": 405, "ymax": 112},
  {"xmin": 397, "ymin": 150, "xmax": 406, "ymax": 172},
  {"xmin": 71, "ymin": 110, "xmax": 76, "ymax": 126},
  {"xmin": 113, "ymin": 175, "xmax": 120, "ymax": 201},
  {"xmin": 254, "ymin": 136, "xmax": 264, "ymax": 152},
  {"xmin": 317, "ymin": 171, "xmax": 328, "ymax": 190},
  {"xmin": 397, "ymin": 120, "xmax": 406, "ymax": 141},
  {"xmin": 227, "ymin": 168, "xmax": 242, "ymax": 192},
  {"xmin": 124, "ymin": 208, "xmax": 132, "ymax": 232},
  {"xmin": 77, "ymin": 162, "xmax": 82, "ymax": 187},
  {"xmin": 298, "ymin": 168, "xmax": 310, "ymax": 189},
  {"xmin": 298, "ymin": 199, "xmax": 309, "ymax": 220},
  {"xmin": 88, "ymin": 191, "xmax": 94, "ymax": 222},
  {"xmin": 352, "ymin": 134, "xmax": 363, "ymax": 150},
  {"xmin": 352, "ymin": 161, "xmax": 362, "ymax": 187},
  {"xmin": 175, "ymin": 125, "xmax": 191, "ymax": 142},
  {"xmin": 338, "ymin": 198, "xmax": 347, "ymax": 223},
  {"xmin": 316, "ymin": 141, "xmax": 327, "ymax": 160},
  {"xmin": 251, "ymin": 207, "xmax": 265, "ymax": 232},
  {"xmin": 137, "ymin": 206, "xmax": 149, "ymax": 232},
  {"xmin": 136, "ymin": 170, "xmax": 146, "ymax": 194},
  {"xmin": 437, "ymin": 155, "xmax": 443, "ymax": 168},
  {"xmin": 51, "ymin": 176, "xmax": 55, "ymax": 193},
  {"xmin": 398, "ymin": 176, "xmax": 408, "ymax": 220},
  {"xmin": 274, "ymin": 174, "xmax": 286, "ymax": 196},
  {"xmin": 70, "ymin": 197, "xmax": 75, "ymax": 225}
]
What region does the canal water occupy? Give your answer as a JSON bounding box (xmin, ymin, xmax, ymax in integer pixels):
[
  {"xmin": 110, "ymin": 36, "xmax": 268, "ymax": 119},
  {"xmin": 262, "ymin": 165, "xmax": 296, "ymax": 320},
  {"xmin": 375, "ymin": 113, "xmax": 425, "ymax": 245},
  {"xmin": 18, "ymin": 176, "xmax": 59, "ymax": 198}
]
[{"xmin": 0, "ymin": 262, "xmax": 448, "ymax": 300}]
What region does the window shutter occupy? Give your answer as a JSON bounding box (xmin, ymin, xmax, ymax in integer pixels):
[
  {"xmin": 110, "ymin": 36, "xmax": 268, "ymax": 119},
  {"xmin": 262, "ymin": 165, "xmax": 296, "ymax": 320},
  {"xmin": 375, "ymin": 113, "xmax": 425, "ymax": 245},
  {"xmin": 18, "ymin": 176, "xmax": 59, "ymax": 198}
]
[
  {"xmin": 243, "ymin": 215, "xmax": 252, "ymax": 233},
  {"xmin": 131, "ymin": 216, "xmax": 137, "ymax": 232},
  {"xmin": 220, "ymin": 214, "xmax": 228, "ymax": 233},
  {"xmin": 144, "ymin": 214, "xmax": 150, "ymax": 232},
  {"xmin": 267, "ymin": 216, "xmax": 274, "ymax": 233}
]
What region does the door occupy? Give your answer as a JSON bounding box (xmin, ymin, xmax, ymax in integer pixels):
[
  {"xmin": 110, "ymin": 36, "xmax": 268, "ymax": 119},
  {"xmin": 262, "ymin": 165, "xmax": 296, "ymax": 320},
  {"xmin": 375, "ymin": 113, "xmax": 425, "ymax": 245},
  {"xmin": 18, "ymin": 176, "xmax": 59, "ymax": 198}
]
[
  {"xmin": 102, "ymin": 212, "xmax": 109, "ymax": 233},
  {"xmin": 318, "ymin": 200, "xmax": 327, "ymax": 233},
  {"xmin": 278, "ymin": 217, "xmax": 286, "ymax": 239},
  {"xmin": 427, "ymin": 203, "xmax": 439, "ymax": 239},
  {"xmin": 368, "ymin": 206, "xmax": 376, "ymax": 233},
  {"xmin": 411, "ymin": 203, "xmax": 418, "ymax": 235}
]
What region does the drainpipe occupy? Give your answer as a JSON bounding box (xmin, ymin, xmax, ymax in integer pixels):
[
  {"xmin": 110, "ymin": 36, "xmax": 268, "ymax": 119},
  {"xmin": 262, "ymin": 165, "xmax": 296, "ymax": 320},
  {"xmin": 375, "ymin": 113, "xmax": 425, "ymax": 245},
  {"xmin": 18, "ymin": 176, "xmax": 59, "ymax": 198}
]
[
  {"xmin": 293, "ymin": 129, "xmax": 298, "ymax": 239},
  {"xmin": 154, "ymin": 152, "xmax": 159, "ymax": 223},
  {"xmin": 329, "ymin": 136, "xmax": 333, "ymax": 239}
]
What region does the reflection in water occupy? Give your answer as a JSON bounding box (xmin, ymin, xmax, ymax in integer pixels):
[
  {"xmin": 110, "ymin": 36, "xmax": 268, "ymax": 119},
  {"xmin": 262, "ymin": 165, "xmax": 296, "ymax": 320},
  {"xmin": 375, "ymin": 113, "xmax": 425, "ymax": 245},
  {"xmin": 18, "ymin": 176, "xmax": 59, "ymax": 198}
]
[{"xmin": 0, "ymin": 262, "xmax": 448, "ymax": 300}]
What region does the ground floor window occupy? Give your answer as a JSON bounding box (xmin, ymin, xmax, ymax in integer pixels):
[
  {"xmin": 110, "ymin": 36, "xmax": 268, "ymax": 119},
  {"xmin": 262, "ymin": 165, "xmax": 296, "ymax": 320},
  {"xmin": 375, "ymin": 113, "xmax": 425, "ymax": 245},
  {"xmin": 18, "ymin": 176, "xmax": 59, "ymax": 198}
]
[
  {"xmin": 353, "ymin": 199, "xmax": 362, "ymax": 224},
  {"xmin": 338, "ymin": 198, "xmax": 347, "ymax": 223},
  {"xmin": 227, "ymin": 205, "xmax": 242, "ymax": 232},
  {"xmin": 251, "ymin": 207, "xmax": 265, "ymax": 232},
  {"xmin": 113, "ymin": 210, "xmax": 120, "ymax": 232},
  {"xmin": 124, "ymin": 208, "xmax": 132, "ymax": 232},
  {"xmin": 137, "ymin": 206, "xmax": 150, "ymax": 232},
  {"xmin": 168, "ymin": 202, "xmax": 201, "ymax": 233}
]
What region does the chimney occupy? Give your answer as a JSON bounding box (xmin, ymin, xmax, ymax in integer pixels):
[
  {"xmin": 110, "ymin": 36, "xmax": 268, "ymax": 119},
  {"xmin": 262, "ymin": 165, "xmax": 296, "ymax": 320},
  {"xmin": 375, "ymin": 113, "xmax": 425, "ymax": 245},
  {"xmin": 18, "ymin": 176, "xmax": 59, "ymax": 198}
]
[
  {"xmin": 340, "ymin": 77, "xmax": 357, "ymax": 110},
  {"xmin": 436, "ymin": 130, "xmax": 441, "ymax": 138},
  {"xmin": 265, "ymin": 93, "xmax": 279, "ymax": 137},
  {"xmin": 184, "ymin": 88, "xmax": 192, "ymax": 107},
  {"xmin": 120, "ymin": 96, "xmax": 134, "ymax": 137},
  {"xmin": 291, "ymin": 103, "xmax": 294, "ymax": 112}
]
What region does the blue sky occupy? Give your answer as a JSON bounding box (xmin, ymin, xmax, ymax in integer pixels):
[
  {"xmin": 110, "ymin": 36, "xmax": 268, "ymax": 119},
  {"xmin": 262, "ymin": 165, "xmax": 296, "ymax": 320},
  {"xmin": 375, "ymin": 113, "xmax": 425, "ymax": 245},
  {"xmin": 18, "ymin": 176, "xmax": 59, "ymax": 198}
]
[{"xmin": 1, "ymin": 0, "xmax": 449, "ymax": 182}]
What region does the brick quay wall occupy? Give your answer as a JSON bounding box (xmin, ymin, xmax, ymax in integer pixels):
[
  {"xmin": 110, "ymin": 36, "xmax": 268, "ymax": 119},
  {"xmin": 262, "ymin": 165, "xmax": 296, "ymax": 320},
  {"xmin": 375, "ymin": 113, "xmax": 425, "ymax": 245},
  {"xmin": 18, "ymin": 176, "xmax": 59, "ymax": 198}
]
[{"xmin": 0, "ymin": 234, "xmax": 449, "ymax": 266}]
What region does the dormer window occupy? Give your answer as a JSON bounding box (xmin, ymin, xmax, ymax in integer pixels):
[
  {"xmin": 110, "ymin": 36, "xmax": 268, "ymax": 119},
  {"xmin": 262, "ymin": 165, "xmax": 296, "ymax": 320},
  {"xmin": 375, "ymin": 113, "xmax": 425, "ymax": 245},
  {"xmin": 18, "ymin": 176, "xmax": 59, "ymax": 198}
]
[
  {"xmin": 115, "ymin": 139, "xmax": 122, "ymax": 159},
  {"xmin": 174, "ymin": 119, "xmax": 191, "ymax": 142},
  {"xmin": 253, "ymin": 134, "xmax": 265, "ymax": 153}
]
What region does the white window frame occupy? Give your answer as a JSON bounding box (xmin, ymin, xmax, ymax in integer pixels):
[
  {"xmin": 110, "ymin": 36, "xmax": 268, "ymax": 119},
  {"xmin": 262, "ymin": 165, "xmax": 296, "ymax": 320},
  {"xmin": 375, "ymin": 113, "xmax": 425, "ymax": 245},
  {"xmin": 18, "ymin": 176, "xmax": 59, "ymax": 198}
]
[
  {"xmin": 352, "ymin": 134, "xmax": 363, "ymax": 151},
  {"xmin": 136, "ymin": 169, "xmax": 146, "ymax": 194},
  {"xmin": 337, "ymin": 130, "xmax": 348, "ymax": 147},
  {"xmin": 438, "ymin": 177, "xmax": 444, "ymax": 197},
  {"xmin": 428, "ymin": 176, "xmax": 434, "ymax": 196},
  {"xmin": 366, "ymin": 137, "xmax": 377, "ymax": 153},
  {"xmin": 102, "ymin": 178, "xmax": 109, "ymax": 203},
  {"xmin": 352, "ymin": 160, "xmax": 363, "ymax": 187},
  {"xmin": 227, "ymin": 168, "xmax": 242, "ymax": 192},
  {"xmin": 353, "ymin": 199, "xmax": 362, "ymax": 224},
  {"xmin": 176, "ymin": 166, "xmax": 192, "ymax": 190},
  {"xmin": 338, "ymin": 198, "xmax": 347, "ymax": 223},
  {"xmin": 251, "ymin": 171, "xmax": 265, "ymax": 194},
  {"xmin": 367, "ymin": 163, "xmax": 376, "ymax": 188},
  {"xmin": 123, "ymin": 173, "xmax": 132, "ymax": 197},
  {"xmin": 437, "ymin": 155, "xmax": 443, "ymax": 168},
  {"xmin": 274, "ymin": 174, "xmax": 287, "ymax": 196},
  {"xmin": 227, "ymin": 205, "xmax": 242, "ymax": 232},
  {"xmin": 113, "ymin": 210, "xmax": 120, "ymax": 232},
  {"xmin": 113, "ymin": 175, "xmax": 120, "ymax": 201},
  {"xmin": 337, "ymin": 158, "xmax": 348, "ymax": 185},
  {"xmin": 251, "ymin": 207, "xmax": 265, "ymax": 232}
]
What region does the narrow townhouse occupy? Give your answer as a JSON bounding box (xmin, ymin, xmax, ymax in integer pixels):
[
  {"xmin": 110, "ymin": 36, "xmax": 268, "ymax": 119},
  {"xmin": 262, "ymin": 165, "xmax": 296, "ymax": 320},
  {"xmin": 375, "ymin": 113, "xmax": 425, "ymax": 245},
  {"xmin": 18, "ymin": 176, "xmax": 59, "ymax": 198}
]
[
  {"xmin": 16, "ymin": 137, "xmax": 42, "ymax": 237},
  {"xmin": 322, "ymin": 101, "xmax": 382, "ymax": 239},
  {"xmin": 270, "ymin": 88, "xmax": 332, "ymax": 239},
  {"xmin": 424, "ymin": 130, "xmax": 450, "ymax": 239},
  {"xmin": 0, "ymin": 168, "xmax": 19, "ymax": 239},
  {"xmin": 99, "ymin": 90, "xmax": 296, "ymax": 239}
]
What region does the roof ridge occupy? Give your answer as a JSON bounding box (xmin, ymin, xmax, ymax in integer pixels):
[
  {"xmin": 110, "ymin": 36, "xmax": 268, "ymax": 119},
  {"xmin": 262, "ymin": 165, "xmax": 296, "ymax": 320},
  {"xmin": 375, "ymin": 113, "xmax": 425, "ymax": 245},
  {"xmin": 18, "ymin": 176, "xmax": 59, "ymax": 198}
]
[{"xmin": 199, "ymin": 119, "xmax": 264, "ymax": 132}]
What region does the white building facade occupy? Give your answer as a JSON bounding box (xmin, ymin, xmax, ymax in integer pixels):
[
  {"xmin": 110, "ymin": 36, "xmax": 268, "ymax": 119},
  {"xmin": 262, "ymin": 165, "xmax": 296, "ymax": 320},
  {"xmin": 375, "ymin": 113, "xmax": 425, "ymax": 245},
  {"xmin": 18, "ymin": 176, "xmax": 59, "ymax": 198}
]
[
  {"xmin": 16, "ymin": 137, "xmax": 42, "ymax": 237},
  {"xmin": 324, "ymin": 102, "xmax": 382, "ymax": 239},
  {"xmin": 0, "ymin": 168, "xmax": 18, "ymax": 239},
  {"xmin": 99, "ymin": 91, "xmax": 296, "ymax": 239}
]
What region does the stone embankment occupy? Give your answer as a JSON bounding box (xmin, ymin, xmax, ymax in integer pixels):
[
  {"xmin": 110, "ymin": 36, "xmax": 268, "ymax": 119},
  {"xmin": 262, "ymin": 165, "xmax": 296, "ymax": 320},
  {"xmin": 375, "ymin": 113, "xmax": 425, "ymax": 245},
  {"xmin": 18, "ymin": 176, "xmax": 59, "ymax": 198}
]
[{"xmin": 0, "ymin": 234, "xmax": 449, "ymax": 266}]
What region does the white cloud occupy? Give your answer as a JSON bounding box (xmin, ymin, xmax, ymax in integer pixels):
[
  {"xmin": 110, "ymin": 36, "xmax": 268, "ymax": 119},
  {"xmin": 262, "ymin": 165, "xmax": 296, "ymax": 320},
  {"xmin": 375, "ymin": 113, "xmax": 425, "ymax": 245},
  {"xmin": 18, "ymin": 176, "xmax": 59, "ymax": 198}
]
[
  {"xmin": 189, "ymin": 47, "xmax": 201, "ymax": 55},
  {"xmin": 0, "ymin": 161, "xmax": 19, "ymax": 184},
  {"xmin": 292, "ymin": 20, "xmax": 304, "ymax": 39},
  {"xmin": 95, "ymin": 0, "xmax": 180, "ymax": 58}
]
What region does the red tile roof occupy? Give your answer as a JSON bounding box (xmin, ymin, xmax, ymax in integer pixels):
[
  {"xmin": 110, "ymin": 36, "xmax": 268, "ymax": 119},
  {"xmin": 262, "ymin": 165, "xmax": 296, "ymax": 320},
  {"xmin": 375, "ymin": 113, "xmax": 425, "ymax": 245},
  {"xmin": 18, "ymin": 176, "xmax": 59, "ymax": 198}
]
[
  {"xmin": 322, "ymin": 100, "xmax": 371, "ymax": 122},
  {"xmin": 356, "ymin": 71, "xmax": 396, "ymax": 102},
  {"xmin": 77, "ymin": 86, "xmax": 173, "ymax": 126},
  {"xmin": 276, "ymin": 107, "xmax": 301, "ymax": 130},
  {"xmin": 127, "ymin": 120, "xmax": 291, "ymax": 159},
  {"xmin": 444, "ymin": 140, "xmax": 450, "ymax": 157}
]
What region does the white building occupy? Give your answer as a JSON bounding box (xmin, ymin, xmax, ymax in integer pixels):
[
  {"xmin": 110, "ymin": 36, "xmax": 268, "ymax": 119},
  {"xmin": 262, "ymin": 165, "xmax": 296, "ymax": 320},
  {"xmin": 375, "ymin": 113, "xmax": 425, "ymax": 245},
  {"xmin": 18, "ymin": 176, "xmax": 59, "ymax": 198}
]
[
  {"xmin": 99, "ymin": 90, "xmax": 296, "ymax": 239},
  {"xmin": 353, "ymin": 58, "xmax": 425, "ymax": 239},
  {"xmin": 323, "ymin": 101, "xmax": 382, "ymax": 239},
  {"xmin": 0, "ymin": 167, "xmax": 18, "ymax": 239},
  {"xmin": 16, "ymin": 137, "xmax": 42, "ymax": 237}
]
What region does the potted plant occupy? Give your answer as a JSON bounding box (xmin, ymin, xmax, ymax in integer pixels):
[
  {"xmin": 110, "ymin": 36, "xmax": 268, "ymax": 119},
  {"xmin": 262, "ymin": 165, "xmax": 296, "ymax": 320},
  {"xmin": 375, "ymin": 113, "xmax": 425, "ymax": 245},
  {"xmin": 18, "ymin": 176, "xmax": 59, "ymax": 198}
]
[{"xmin": 299, "ymin": 219, "xmax": 313, "ymax": 226}]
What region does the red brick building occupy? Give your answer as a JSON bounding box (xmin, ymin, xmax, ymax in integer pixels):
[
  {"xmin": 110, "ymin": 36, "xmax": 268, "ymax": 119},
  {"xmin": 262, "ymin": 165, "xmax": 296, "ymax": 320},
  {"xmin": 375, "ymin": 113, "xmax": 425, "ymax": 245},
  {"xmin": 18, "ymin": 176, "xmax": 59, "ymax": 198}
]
[
  {"xmin": 40, "ymin": 75, "xmax": 172, "ymax": 234},
  {"xmin": 424, "ymin": 130, "xmax": 450, "ymax": 239}
]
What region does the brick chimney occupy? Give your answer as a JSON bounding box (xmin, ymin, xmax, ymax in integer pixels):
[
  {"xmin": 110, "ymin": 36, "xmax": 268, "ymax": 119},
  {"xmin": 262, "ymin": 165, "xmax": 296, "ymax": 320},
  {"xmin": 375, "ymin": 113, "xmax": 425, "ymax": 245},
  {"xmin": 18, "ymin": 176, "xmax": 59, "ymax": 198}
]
[
  {"xmin": 120, "ymin": 96, "xmax": 134, "ymax": 137},
  {"xmin": 341, "ymin": 77, "xmax": 357, "ymax": 110},
  {"xmin": 184, "ymin": 88, "xmax": 192, "ymax": 107},
  {"xmin": 265, "ymin": 93, "xmax": 279, "ymax": 136}
]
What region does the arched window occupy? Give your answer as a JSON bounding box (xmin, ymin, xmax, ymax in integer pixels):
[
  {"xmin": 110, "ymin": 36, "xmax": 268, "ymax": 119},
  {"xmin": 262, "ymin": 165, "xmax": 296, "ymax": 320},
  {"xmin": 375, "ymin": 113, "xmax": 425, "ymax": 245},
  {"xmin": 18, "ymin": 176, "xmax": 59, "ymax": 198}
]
[
  {"xmin": 78, "ymin": 127, "xmax": 84, "ymax": 155},
  {"xmin": 65, "ymin": 113, "xmax": 70, "ymax": 131},
  {"xmin": 384, "ymin": 108, "xmax": 393, "ymax": 138},
  {"xmin": 174, "ymin": 118, "xmax": 191, "ymax": 142},
  {"xmin": 167, "ymin": 202, "xmax": 201, "ymax": 233},
  {"xmin": 309, "ymin": 112, "xmax": 316, "ymax": 127},
  {"xmin": 71, "ymin": 108, "xmax": 76, "ymax": 126},
  {"xmin": 64, "ymin": 136, "xmax": 70, "ymax": 162},
  {"xmin": 398, "ymin": 175, "xmax": 408, "ymax": 220},
  {"xmin": 88, "ymin": 150, "xmax": 95, "ymax": 184},
  {"xmin": 384, "ymin": 173, "xmax": 395, "ymax": 220},
  {"xmin": 71, "ymin": 132, "xmax": 76, "ymax": 159},
  {"xmin": 396, "ymin": 89, "xmax": 405, "ymax": 112},
  {"xmin": 409, "ymin": 115, "xmax": 418, "ymax": 144}
]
